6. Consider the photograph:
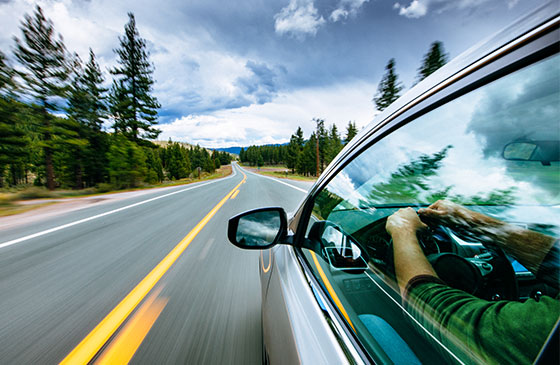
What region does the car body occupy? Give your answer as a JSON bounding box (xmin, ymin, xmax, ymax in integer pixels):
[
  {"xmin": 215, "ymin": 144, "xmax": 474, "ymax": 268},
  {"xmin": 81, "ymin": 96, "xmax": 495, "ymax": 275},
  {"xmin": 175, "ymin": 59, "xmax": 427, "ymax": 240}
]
[{"xmin": 228, "ymin": 2, "xmax": 560, "ymax": 364}]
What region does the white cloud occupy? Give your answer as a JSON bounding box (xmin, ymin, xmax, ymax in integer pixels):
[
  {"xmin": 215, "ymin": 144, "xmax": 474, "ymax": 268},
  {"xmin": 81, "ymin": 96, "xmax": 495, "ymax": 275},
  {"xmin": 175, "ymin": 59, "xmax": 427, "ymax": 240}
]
[
  {"xmin": 159, "ymin": 81, "xmax": 376, "ymax": 148},
  {"xmin": 393, "ymin": 0, "xmax": 428, "ymax": 18},
  {"xmin": 330, "ymin": 0, "xmax": 369, "ymax": 22},
  {"xmin": 274, "ymin": 0, "xmax": 325, "ymax": 39},
  {"xmin": 393, "ymin": 0, "xmax": 518, "ymax": 18}
]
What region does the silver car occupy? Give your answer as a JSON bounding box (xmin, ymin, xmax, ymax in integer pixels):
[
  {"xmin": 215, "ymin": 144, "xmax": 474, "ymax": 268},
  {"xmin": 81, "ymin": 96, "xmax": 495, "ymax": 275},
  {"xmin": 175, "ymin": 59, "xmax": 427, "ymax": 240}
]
[{"xmin": 228, "ymin": 2, "xmax": 560, "ymax": 364}]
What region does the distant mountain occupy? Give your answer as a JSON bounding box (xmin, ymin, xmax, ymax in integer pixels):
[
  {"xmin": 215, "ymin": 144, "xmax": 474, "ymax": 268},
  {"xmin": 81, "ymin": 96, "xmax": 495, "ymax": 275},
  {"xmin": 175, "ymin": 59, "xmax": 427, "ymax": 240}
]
[
  {"xmin": 214, "ymin": 143, "xmax": 289, "ymax": 155},
  {"xmin": 214, "ymin": 146, "xmax": 243, "ymax": 155}
]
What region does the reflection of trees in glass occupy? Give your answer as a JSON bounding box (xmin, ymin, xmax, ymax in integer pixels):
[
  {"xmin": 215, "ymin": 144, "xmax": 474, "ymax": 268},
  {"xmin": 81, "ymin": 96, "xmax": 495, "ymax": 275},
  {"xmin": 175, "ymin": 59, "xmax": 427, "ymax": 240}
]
[
  {"xmin": 365, "ymin": 145, "xmax": 516, "ymax": 206},
  {"xmin": 366, "ymin": 146, "xmax": 451, "ymax": 205},
  {"xmin": 313, "ymin": 189, "xmax": 344, "ymax": 220}
]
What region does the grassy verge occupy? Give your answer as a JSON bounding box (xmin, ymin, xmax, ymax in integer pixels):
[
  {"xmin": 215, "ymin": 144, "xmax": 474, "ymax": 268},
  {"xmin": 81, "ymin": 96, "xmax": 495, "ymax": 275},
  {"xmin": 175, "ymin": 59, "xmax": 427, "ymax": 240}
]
[
  {"xmin": 0, "ymin": 165, "xmax": 233, "ymax": 216},
  {"xmin": 0, "ymin": 202, "xmax": 59, "ymax": 217},
  {"xmin": 240, "ymin": 164, "xmax": 317, "ymax": 182}
]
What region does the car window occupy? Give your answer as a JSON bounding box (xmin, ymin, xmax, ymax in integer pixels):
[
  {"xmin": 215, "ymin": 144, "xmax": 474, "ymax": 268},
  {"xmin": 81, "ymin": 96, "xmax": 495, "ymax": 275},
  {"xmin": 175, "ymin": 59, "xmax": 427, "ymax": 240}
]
[{"xmin": 300, "ymin": 53, "xmax": 560, "ymax": 364}]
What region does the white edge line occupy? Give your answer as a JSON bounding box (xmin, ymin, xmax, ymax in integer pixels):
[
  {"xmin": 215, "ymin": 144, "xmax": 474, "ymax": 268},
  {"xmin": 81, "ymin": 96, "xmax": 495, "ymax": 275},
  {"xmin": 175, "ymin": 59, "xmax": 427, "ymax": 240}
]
[
  {"xmin": 0, "ymin": 166, "xmax": 239, "ymax": 249},
  {"xmin": 239, "ymin": 166, "xmax": 309, "ymax": 193},
  {"xmin": 363, "ymin": 272, "xmax": 465, "ymax": 365}
]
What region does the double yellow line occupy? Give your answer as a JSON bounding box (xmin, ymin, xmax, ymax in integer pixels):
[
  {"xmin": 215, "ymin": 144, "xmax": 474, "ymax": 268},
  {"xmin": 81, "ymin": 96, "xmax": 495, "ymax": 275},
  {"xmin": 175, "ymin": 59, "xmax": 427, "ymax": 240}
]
[{"xmin": 61, "ymin": 172, "xmax": 247, "ymax": 364}]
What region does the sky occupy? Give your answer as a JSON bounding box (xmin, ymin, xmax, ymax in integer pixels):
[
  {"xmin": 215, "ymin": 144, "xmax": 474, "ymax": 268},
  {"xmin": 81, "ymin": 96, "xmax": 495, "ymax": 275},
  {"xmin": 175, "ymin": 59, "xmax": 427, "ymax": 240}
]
[{"xmin": 0, "ymin": 0, "xmax": 551, "ymax": 148}]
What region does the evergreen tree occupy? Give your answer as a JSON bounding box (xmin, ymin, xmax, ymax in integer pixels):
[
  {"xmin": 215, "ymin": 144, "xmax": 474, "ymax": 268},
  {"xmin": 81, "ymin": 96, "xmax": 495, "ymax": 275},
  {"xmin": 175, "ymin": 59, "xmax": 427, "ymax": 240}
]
[
  {"xmin": 326, "ymin": 124, "xmax": 343, "ymax": 165},
  {"xmin": 298, "ymin": 133, "xmax": 317, "ymax": 176},
  {"xmin": 315, "ymin": 118, "xmax": 328, "ymax": 173},
  {"xmin": 13, "ymin": 5, "xmax": 72, "ymax": 190},
  {"xmin": 373, "ymin": 58, "xmax": 403, "ymax": 112},
  {"xmin": 0, "ymin": 50, "xmax": 28, "ymax": 187},
  {"xmin": 109, "ymin": 12, "xmax": 160, "ymax": 142},
  {"xmin": 286, "ymin": 127, "xmax": 304, "ymax": 173},
  {"xmin": 417, "ymin": 41, "xmax": 448, "ymax": 83},
  {"xmin": 66, "ymin": 50, "xmax": 109, "ymax": 188},
  {"xmin": 345, "ymin": 121, "xmax": 358, "ymax": 143},
  {"xmin": 144, "ymin": 146, "xmax": 163, "ymax": 183},
  {"xmin": 107, "ymin": 135, "xmax": 147, "ymax": 188}
]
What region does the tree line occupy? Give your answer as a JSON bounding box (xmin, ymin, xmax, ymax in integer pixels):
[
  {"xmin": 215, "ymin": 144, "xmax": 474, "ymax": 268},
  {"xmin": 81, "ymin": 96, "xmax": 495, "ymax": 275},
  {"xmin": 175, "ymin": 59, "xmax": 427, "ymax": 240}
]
[
  {"xmin": 0, "ymin": 6, "xmax": 224, "ymax": 191},
  {"xmin": 240, "ymin": 120, "xmax": 358, "ymax": 176},
  {"xmin": 240, "ymin": 41, "xmax": 448, "ymax": 177}
]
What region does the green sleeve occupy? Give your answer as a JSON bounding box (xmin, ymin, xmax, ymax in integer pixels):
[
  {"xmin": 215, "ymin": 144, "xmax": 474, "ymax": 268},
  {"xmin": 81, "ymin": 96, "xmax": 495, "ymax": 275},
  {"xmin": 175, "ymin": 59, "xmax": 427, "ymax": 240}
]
[{"xmin": 405, "ymin": 281, "xmax": 560, "ymax": 364}]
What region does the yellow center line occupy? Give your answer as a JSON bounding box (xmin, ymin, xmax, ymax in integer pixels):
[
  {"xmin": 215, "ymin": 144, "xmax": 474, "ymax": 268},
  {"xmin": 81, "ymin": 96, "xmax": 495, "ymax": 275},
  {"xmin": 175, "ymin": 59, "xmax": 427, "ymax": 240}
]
[
  {"xmin": 61, "ymin": 172, "xmax": 247, "ymax": 365},
  {"xmin": 230, "ymin": 190, "xmax": 240, "ymax": 200},
  {"xmin": 95, "ymin": 286, "xmax": 168, "ymax": 365},
  {"xmin": 310, "ymin": 251, "xmax": 356, "ymax": 331}
]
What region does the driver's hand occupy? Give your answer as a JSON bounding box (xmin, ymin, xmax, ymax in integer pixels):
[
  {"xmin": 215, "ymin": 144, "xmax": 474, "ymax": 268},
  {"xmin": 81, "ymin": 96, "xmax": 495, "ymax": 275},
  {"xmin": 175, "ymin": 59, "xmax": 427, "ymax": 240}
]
[
  {"xmin": 418, "ymin": 200, "xmax": 473, "ymax": 227},
  {"xmin": 386, "ymin": 207, "xmax": 427, "ymax": 238}
]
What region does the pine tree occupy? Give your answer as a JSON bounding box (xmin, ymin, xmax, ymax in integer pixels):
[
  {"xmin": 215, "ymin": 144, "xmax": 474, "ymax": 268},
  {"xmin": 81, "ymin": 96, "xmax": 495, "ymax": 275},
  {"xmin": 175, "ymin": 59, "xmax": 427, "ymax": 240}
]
[
  {"xmin": 109, "ymin": 13, "xmax": 160, "ymax": 142},
  {"xmin": 315, "ymin": 118, "xmax": 328, "ymax": 173},
  {"xmin": 13, "ymin": 5, "xmax": 71, "ymax": 190},
  {"xmin": 345, "ymin": 121, "xmax": 358, "ymax": 143},
  {"xmin": 373, "ymin": 58, "xmax": 403, "ymax": 112},
  {"xmin": 326, "ymin": 124, "xmax": 343, "ymax": 165},
  {"xmin": 66, "ymin": 50, "xmax": 108, "ymax": 187},
  {"xmin": 299, "ymin": 133, "xmax": 318, "ymax": 176},
  {"xmin": 417, "ymin": 41, "xmax": 448, "ymax": 83},
  {"xmin": 0, "ymin": 51, "xmax": 28, "ymax": 187},
  {"xmin": 286, "ymin": 127, "xmax": 304, "ymax": 173}
]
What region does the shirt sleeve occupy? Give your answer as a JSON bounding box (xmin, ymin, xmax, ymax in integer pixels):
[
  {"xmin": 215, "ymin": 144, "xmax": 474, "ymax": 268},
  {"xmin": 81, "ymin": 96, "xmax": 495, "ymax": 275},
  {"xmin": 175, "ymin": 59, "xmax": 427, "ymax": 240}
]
[
  {"xmin": 536, "ymin": 239, "xmax": 560, "ymax": 289},
  {"xmin": 404, "ymin": 277, "xmax": 560, "ymax": 364}
]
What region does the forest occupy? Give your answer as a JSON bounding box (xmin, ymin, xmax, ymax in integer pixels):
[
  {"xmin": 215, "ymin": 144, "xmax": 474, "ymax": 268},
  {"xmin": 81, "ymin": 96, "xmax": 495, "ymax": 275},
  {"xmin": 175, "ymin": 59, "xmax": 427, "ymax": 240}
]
[{"xmin": 0, "ymin": 6, "xmax": 230, "ymax": 192}]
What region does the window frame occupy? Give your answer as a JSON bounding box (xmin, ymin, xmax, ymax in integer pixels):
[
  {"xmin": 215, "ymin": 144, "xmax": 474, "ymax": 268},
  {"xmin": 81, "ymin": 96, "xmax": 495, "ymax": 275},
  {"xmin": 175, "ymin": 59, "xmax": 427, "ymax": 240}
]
[{"xmin": 290, "ymin": 15, "xmax": 560, "ymax": 364}]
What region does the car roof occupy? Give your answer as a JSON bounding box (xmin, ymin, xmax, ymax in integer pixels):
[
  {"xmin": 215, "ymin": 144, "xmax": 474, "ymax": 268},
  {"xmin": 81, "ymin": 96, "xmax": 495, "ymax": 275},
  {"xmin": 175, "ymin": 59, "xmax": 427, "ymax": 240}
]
[{"xmin": 322, "ymin": 0, "xmax": 559, "ymax": 187}]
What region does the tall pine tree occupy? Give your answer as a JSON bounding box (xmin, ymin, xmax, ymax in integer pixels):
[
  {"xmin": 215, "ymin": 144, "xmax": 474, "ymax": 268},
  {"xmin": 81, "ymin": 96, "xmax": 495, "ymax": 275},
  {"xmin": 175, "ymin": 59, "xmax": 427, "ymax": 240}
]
[
  {"xmin": 417, "ymin": 41, "xmax": 448, "ymax": 83},
  {"xmin": 66, "ymin": 49, "xmax": 108, "ymax": 188},
  {"xmin": 0, "ymin": 50, "xmax": 28, "ymax": 187},
  {"xmin": 109, "ymin": 13, "xmax": 160, "ymax": 142},
  {"xmin": 373, "ymin": 58, "xmax": 403, "ymax": 112},
  {"xmin": 13, "ymin": 5, "xmax": 71, "ymax": 190},
  {"xmin": 326, "ymin": 123, "xmax": 343, "ymax": 165}
]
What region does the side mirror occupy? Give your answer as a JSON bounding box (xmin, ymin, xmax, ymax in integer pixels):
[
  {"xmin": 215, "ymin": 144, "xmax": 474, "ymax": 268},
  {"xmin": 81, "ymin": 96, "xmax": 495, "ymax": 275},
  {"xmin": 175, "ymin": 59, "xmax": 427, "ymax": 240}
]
[{"xmin": 228, "ymin": 207, "xmax": 288, "ymax": 250}]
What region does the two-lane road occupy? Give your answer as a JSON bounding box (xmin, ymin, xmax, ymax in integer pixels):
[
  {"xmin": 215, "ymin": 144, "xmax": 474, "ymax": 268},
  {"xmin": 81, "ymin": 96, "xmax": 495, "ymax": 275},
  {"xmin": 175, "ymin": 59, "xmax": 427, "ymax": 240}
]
[{"xmin": 0, "ymin": 163, "xmax": 311, "ymax": 364}]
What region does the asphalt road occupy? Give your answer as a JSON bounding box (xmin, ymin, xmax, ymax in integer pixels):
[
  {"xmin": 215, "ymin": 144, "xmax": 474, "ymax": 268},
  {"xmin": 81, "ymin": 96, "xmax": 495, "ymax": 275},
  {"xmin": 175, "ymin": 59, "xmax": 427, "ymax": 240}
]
[{"xmin": 0, "ymin": 163, "xmax": 311, "ymax": 364}]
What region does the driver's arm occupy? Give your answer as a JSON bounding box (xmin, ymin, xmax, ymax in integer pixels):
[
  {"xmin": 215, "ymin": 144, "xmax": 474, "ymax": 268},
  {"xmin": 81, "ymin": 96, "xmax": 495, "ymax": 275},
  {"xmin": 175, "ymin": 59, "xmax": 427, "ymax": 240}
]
[
  {"xmin": 419, "ymin": 200, "xmax": 558, "ymax": 283},
  {"xmin": 386, "ymin": 207, "xmax": 438, "ymax": 295},
  {"xmin": 386, "ymin": 206, "xmax": 560, "ymax": 364}
]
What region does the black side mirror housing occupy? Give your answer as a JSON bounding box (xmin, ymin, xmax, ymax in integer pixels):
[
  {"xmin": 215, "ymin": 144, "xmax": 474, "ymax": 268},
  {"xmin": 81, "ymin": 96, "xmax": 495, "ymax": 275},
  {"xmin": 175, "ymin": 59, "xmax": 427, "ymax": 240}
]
[{"xmin": 228, "ymin": 207, "xmax": 288, "ymax": 250}]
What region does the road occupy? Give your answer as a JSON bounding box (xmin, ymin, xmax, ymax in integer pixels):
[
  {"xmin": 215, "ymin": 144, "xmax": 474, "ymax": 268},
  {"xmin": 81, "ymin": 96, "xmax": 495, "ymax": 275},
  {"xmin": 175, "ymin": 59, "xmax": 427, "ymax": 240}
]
[{"xmin": 0, "ymin": 163, "xmax": 312, "ymax": 364}]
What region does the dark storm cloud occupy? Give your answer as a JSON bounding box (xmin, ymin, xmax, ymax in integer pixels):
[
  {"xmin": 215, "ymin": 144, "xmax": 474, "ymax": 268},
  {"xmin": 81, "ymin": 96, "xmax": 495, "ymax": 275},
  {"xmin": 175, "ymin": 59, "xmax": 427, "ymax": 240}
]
[{"xmin": 236, "ymin": 61, "xmax": 285, "ymax": 104}]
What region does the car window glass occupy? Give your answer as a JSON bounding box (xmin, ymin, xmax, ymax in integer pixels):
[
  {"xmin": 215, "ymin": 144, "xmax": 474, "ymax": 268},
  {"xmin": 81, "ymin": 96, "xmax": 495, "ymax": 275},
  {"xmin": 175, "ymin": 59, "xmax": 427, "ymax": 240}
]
[{"xmin": 301, "ymin": 54, "xmax": 559, "ymax": 364}]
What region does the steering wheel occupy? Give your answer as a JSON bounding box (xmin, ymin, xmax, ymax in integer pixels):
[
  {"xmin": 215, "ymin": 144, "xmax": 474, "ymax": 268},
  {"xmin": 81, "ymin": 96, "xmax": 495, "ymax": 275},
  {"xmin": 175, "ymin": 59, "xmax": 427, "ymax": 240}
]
[{"xmin": 384, "ymin": 221, "xmax": 519, "ymax": 301}]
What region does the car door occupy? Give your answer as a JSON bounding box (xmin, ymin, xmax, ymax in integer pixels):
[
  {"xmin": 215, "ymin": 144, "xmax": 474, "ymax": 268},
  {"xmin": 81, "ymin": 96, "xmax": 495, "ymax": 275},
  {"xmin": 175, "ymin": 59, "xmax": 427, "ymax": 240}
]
[{"xmin": 291, "ymin": 12, "xmax": 559, "ymax": 364}]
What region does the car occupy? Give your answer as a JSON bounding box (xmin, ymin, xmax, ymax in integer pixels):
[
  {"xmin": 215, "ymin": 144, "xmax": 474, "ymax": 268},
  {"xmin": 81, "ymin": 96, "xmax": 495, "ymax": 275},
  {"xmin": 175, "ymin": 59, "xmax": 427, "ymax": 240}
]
[{"xmin": 227, "ymin": 2, "xmax": 560, "ymax": 364}]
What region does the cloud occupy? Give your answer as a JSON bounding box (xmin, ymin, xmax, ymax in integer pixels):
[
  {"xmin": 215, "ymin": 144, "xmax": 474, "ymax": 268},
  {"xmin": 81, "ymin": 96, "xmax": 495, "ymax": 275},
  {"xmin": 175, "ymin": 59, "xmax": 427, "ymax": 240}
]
[
  {"xmin": 159, "ymin": 81, "xmax": 376, "ymax": 148},
  {"xmin": 393, "ymin": 0, "xmax": 518, "ymax": 18},
  {"xmin": 274, "ymin": 0, "xmax": 325, "ymax": 39},
  {"xmin": 235, "ymin": 61, "xmax": 285, "ymax": 104},
  {"xmin": 330, "ymin": 0, "xmax": 369, "ymax": 22},
  {"xmin": 393, "ymin": 0, "xmax": 428, "ymax": 18}
]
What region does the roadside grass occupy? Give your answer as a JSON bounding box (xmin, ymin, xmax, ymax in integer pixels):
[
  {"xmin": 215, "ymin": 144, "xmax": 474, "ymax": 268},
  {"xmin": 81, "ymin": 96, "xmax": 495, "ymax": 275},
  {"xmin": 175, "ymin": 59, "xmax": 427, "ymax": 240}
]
[
  {"xmin": 240, "ymin": 164, "xmax": 317, "ymax": 182},
  {"xmin": 0, "ymin": 165, "xmax": 233, "ymax": 216},
  {"xmin": 0, "ymin": 201, "xmax": 58, "ymax": 217}
]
